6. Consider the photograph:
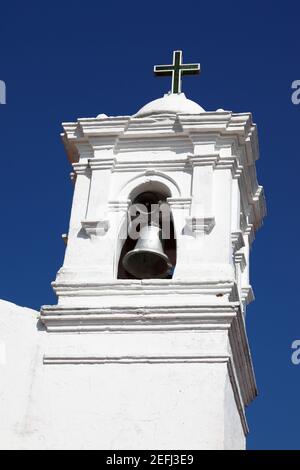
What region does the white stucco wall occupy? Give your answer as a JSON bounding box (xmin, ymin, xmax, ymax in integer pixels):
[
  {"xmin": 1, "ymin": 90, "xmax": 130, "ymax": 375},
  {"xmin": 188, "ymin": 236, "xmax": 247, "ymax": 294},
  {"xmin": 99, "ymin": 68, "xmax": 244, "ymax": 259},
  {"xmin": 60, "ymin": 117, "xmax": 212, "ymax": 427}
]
[
  {"xmin": 0, "ymin": 300, "xmax": 245, "ymax": 449},
  {"xmin": 27, "ymin": 362, "xmax": 229, "ymax": 450},
  {"xmin": 224, "ymin": 375, "xmax": 246, "ymax": 450},
  {"xmin": 0, "ymin": 300, "xmax": 40, "ymax": 449}
]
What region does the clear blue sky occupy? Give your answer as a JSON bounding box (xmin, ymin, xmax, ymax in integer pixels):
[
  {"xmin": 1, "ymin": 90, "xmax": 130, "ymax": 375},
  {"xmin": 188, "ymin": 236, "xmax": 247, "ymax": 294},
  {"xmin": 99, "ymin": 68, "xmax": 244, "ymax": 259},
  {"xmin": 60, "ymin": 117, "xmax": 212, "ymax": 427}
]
[{"xmin": 0, "ymin": 0, "xmax": 299, "ymax": 450}]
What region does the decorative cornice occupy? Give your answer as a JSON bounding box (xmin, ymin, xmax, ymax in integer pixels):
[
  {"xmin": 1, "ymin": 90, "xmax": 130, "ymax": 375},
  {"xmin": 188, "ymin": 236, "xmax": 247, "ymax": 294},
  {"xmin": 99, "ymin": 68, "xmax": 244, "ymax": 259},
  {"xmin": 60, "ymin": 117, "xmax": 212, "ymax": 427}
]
[
  {"xmin": 241, "ymin": 286, "xmax": 255, "ymax": 306},
  {"xmin": 81, "ymin": 219, "xmax": 110, "ymax": 237},
  {"xmin": 41, "ymin": 304, "xmax": 238, "ymax": 332},
  {"xmin": 113, "ymin": 158, "xmax": 190, "ymax": 172},
  {"xmin": 178, "ymin": 112, "xmax": 255, "ymax": 144},
  {"xmin": 243, "ymin": 222, "xmax": 255, "ymax": 245},
  {"xmin": 62, "ymin": 117, "xmax": 130, "ymax": 139},
  {"xmin": 51, "ymin": 279, "xmax": 238, "ymax": 300},
  {"xmin": 44, "ymin": 354, "xmax": 230, "ymax": 365},
  {"xmin": 72, "ymin": 161, "xmax": 89, "ymax": 175},
  {"xmin": 234, "ymin": 252, "xmax": 246, "ymax": 271},
  {"xmin": 78, "ymin": 116, "xmax": 130, "ymax": 132},
  {"xmin": 215, "ymin": 157, "xmax": 243, "ymax": 179},
  {"xmin": 108, "ymin": 200, "xmax": 131, "ymax": 212},
  {"xmin": 167, "ymin": 197, "xmax": 192, "ymax": 209},
  {"xmin": 252, "ymin": 185, "xmax": 267, "ymax": 230},
  {"xmin": 185, "ymin": 216, "xmax": 215, "ymax": 235},
  {"xmin": 88, "ymin": 157, "xmax": 115, "ymax": 170},
  {"xmin": 115, "ymin": 136, "xmax": 193, "ymax": 154},
  {"xmin": 231, "ymin": 231, "xmax": 245, "ymax": 253},
  {"xmin": 188, "ymin": 152, "xmax": 220, "ymax": 167}
]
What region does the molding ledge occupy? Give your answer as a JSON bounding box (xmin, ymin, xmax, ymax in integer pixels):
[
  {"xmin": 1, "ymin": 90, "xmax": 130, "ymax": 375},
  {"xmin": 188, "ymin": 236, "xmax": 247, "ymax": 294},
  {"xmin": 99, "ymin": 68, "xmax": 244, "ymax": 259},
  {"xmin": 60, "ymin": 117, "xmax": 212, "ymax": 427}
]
[
  {"xmin": 81, "ymin": 220, "xmax": 110, "ymax": 237},
  {"xmin": 167, "ymin": 197, "xmax": 192, "ymax": 210},
  {"xmin": 40, "ymin": 304, "xmax": 239, "ymax": 333},
  {"xmin": 231, "ymin": 231, "xmax": 245, "ymax": 253},
  {"xmin": 44, "ymin": 354, "xmax": 230, "ymax": 365},
  {"xmin": 234, "ymin": 252, "xmax": 246, "ymax": 271},
  {"xmin": 241, "ymin": 286, "xmax": 255, "ymax": 306},
  {"xmin": 187, "ymin": 152, "xmax": 220, "ymax": 167},
  {"xmin": 51, "ymin": 279, "xmax": 238, "ymax": 301},
  {"xmin": 72, "ymin": 161, "xmax": 89, "ymax": 175},
  {"xmin": 108, "ymin": 199, "xmax": 131, "ymax": 212},
  {"xmin": 185, "ymin": 216, "xmax": 215, "ymax": 235}
]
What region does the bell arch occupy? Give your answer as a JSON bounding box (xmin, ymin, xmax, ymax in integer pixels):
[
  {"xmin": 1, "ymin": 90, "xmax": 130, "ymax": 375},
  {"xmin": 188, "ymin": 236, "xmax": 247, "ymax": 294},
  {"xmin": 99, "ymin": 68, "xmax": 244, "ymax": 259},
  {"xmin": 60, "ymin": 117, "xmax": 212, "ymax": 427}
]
[
  {"xmin": 117, "ymin": 172, "xmax": 181, "ymax": 201},
  {"xmin": 116, "ymin": 177, "xmax": 177, "ymax": 280}
]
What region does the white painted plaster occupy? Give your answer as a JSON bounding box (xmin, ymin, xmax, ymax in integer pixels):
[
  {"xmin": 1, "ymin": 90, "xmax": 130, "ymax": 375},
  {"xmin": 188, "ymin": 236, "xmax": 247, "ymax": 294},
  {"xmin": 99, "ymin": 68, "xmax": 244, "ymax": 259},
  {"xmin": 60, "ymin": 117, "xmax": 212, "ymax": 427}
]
[{"xmin": 0, "ymin": 92, "xmax": 265, "ymax": 449}]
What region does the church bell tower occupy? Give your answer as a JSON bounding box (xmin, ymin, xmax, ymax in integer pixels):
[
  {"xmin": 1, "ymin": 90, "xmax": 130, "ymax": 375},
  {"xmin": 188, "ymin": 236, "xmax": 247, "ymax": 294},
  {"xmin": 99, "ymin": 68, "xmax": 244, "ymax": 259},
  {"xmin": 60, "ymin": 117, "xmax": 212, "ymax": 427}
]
[{"xmin": 41, "ymin": 51, "xmax": 266, "ymax": 449}]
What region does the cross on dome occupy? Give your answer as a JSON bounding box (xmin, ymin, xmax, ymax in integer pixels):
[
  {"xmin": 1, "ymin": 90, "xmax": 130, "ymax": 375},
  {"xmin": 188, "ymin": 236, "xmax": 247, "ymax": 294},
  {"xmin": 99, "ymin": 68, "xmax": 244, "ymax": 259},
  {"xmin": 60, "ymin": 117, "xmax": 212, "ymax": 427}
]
[{"xmin": 154, "ymin": 50, "xmax": 200, "ymax": 94}]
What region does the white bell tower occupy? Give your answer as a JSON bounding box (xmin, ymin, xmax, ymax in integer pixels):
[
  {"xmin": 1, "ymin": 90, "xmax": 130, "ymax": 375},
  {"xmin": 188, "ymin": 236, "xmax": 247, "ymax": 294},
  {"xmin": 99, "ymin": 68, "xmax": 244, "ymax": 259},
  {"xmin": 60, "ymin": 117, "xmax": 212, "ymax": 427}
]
[{"xmin": 41, "ymin": 52, "xmax": 266, "ymax": 450}]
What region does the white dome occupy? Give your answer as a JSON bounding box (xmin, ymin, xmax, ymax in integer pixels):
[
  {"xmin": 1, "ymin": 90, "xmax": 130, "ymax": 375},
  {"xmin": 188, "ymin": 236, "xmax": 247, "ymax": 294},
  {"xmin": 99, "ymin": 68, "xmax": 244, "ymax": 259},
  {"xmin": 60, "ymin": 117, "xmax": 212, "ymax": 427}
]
[{"xmin": 135, "ymin": 93, "xmax": 205, "ymax": 117}]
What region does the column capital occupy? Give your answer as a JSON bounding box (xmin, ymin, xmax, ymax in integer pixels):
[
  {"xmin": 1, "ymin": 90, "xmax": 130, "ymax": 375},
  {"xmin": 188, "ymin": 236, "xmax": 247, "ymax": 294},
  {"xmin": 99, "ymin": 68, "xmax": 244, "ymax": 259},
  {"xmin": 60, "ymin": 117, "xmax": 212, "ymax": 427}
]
[
  {"xmin": 166, "ymin": 197, "xmax": 192, "ymax": 209},
  {"xmin": 72, "ymin": 161, "xmax": 89, "ymax": 175},
  {"xmin": 241, "ymin": 285, "xmax": 255, "ymax": 306},
  {"xmin": 188, "ymin": 152, "xmax": 220, "ymax": 167},
  {"xmin": 108, "ymin": 200, "xmax": 131, "ymax": 212},
  {"xmin": 234, "ymin": 252, "xmax": 246, "ymax": 271},
  {"xmin": 185, "ymin": 216, "xmax": 215, "ymax": 236},
  {"xmin": 88, "ymin": 157, "xmax": 115, "ymax": 170},
  {"xmin": 231, "ymin": 231, "xmax": 245, "ymax": 254},
  {"xmin": 81, "ymin": 219, "xmax": 110, "ymax": 238}
]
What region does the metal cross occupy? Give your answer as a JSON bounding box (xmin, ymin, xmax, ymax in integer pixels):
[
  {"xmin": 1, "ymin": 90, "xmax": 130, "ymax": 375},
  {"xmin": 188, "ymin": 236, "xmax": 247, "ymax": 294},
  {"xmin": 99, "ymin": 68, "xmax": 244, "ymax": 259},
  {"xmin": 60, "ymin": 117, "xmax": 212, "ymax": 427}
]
[{"xmin": 154, "ymin": 50, "xmax": 200, "ymax": 94}]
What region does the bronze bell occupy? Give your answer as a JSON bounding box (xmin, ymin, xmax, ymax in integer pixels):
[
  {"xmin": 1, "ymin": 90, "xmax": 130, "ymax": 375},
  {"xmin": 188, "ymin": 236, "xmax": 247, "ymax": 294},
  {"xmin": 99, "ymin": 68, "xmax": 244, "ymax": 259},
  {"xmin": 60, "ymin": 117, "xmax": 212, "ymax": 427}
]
[{"xmin": 122, "ymin": 224, "xmax": 172, "ymax": 279}]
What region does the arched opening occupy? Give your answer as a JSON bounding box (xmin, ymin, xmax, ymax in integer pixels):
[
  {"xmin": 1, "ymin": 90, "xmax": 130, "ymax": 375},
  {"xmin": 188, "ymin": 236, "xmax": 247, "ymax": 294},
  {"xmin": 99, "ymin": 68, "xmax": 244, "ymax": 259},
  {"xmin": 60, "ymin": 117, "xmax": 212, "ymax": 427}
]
[{"xmin": 117, "ymin": 183, "xmax": 176, "ymax": 280}]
